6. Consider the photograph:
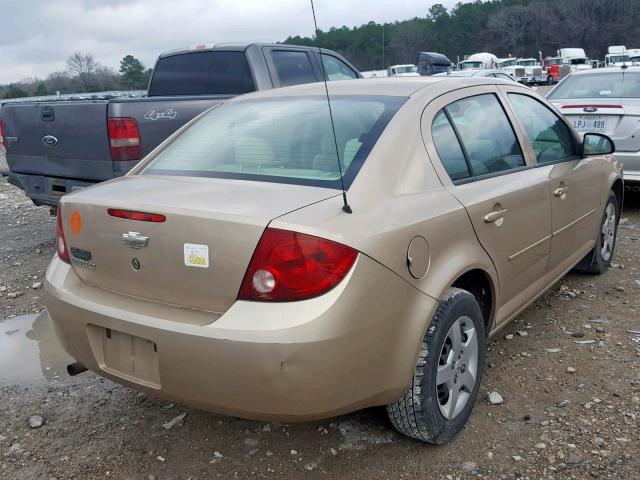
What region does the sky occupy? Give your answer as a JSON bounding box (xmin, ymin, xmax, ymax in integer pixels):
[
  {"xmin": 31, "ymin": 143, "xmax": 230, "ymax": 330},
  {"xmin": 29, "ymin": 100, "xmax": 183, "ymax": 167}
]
[{"xmin": 0, "ymin": 0, "xmax": 464, "ymax": 84}]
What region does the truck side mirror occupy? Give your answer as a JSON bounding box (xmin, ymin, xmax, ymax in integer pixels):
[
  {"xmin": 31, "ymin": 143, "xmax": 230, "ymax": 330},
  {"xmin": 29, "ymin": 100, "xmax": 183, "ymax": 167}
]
[{"xmin": 582, "ymin": 133, "xmax": 615, "ymax": 156}]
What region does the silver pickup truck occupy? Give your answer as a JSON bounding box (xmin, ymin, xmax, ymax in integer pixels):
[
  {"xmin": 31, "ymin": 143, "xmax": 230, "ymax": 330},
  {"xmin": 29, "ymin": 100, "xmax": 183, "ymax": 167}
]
[{"xmin": 0, "ymin": 43, "xmax": 360, "ymax": 209}]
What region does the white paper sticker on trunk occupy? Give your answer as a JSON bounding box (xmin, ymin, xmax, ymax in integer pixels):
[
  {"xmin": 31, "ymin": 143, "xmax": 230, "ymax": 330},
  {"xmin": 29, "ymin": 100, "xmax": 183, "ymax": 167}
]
[{"xmin": 184, "ymin": 243, "xmax": 209, "ymax": 268}]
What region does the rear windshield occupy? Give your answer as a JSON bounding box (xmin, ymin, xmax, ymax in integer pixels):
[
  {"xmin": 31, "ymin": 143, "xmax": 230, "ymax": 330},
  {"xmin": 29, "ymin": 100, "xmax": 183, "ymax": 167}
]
[
  {"xmin": 548, "ymin": 72, "xmax": 640, "ymax": 99},
  {"xmin": 148, "ymin": 51, "xmax": 255, "ymax": 96},
  {"xmin": 141, "ymin": 95, "xmax": 406, "ymax": 189}
]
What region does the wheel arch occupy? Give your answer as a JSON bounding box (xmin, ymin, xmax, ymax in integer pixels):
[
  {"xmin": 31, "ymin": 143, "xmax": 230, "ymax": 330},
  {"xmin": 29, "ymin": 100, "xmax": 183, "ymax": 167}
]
[
  {"xmin": 449, "ymin": 268, "xmax": 496, "ymax": 336},
  {"xmin": 611, "ymin": 177, "xmax": 623, "ymax": 220}
]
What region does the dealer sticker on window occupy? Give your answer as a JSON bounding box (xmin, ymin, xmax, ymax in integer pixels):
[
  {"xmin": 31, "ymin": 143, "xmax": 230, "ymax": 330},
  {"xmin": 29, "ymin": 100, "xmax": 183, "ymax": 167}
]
[{"xmin": 184, "ymin": 243, "xmax": 209, "ymax": 268}]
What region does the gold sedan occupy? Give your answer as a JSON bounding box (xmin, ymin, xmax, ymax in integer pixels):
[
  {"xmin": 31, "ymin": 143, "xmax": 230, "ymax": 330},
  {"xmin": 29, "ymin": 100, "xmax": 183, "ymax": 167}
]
[{"xmin": 46, "ymin": 77, "xmax": 622, "ymax": 443}]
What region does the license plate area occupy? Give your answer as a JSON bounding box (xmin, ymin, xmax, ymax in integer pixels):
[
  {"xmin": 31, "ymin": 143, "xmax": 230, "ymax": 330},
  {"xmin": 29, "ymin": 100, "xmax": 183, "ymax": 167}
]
[
  {"xmin": 87, "ymin": 325, "xmax": 160, "ymax": 388},
  {"xmin": 572, "ymin": 116, "xmax": 608, "ymax": 132}
]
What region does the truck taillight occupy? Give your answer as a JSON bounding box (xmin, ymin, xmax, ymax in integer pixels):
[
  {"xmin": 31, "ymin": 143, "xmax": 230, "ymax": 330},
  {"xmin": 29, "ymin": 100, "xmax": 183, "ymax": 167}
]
[
  {"xmin": 108, "ymin": 117, "xmax": 142, "ymax": 161},
  {"xmin": 238, "ymin": 228, "xmax": 358, "ymax": 302},
  {"xmin": 56, "ymin": 207, "xmax": 70, "ymax": 264}
]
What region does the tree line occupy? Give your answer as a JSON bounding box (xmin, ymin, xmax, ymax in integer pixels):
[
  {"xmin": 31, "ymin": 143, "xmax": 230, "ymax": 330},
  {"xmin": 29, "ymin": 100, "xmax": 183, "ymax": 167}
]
[
  {"xmin": 0, "ymin": 53, "xmax": 151, "ymax": 99},
  {"xmin": 284, "ymin": 0, "xmax": 640, "ymax": 70}
]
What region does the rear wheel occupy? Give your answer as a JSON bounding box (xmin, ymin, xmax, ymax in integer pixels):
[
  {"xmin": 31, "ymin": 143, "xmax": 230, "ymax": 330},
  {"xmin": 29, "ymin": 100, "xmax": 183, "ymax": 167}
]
[
  {"xmin": 386, "ymin": 288, "xmax": 485, "ymax": 443},
  {"xmin": 576, "ymin": 191, "xmax": 618, "ymax": 274}
]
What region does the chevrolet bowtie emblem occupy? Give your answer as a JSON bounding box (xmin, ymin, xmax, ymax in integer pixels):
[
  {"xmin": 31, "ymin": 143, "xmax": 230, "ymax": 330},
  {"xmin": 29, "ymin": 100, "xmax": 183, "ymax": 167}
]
[{"xmin": 121, "ymin": 231, "xmax": 149, "ymax": 249}]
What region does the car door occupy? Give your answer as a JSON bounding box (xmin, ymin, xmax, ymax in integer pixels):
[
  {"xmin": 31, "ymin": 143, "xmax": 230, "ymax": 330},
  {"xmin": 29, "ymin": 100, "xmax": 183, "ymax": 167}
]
[
  {"xmin": 422, "ymin": 86, "xmax": 552, "ymax": 324},
  {"xmin": 502, "ymin": 89, "xmax": 608, "ymax": 272}
]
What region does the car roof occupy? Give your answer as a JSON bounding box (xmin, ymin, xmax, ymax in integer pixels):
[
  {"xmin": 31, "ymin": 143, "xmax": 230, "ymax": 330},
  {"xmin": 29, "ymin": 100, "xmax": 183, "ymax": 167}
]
[
  {"xmin": 159, "ymin": 43, "xmax": 325, "ymax": 58},
  {"xmin": 434, "ymin": 69, "xmax": 504, "ymax": 77},
  {"xmin": 231, "ymin": 76, "xmax": 517, "ymax": 101}
]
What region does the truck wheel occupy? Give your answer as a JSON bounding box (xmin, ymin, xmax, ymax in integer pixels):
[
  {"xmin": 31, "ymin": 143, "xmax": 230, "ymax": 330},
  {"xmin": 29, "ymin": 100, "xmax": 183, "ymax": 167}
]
[
  {"xmin": 386, "ymin": 288, "xmax": 485, "ymax": 444},
  {"xmin": 575, "ymin": 191, "xmax": 618, "ymax": 275}
]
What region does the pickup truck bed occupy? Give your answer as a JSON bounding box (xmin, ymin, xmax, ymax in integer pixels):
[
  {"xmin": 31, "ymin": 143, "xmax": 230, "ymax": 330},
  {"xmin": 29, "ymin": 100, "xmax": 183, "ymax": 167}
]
[{"xmin": 0, "ymin": 43, "xmax": 360, "ymax": 207}]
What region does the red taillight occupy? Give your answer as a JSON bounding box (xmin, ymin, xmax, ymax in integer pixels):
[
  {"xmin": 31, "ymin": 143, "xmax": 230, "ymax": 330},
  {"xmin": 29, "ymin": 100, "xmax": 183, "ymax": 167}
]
[
  {"xmin": 56, "ymin": 207, "xmax": 70, "ymax": 263},
  {"xmin": 108, "ymin": 117, "xmax": 142, "ymax": 161},
  {"xmin": 0, "ymin": 119, "xmax": 5, "ymax": 146},
  {"xmin": 107, "ymin": 208, "xmax": 166, "ymax": 222},
  {"xmin": 238, "ymin": 228, "xmax": 358, "ymax": 302}
]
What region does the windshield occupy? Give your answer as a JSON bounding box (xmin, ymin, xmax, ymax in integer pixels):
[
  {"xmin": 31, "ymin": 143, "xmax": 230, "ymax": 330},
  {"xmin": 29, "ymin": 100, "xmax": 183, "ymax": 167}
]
[
  {"xmin": 148, "ymin": 51, "xmax": 255, "ymax": 96},
  {"xmin": 499, "ymin": 60, "xmax": 517, "ymax": 67},
  {"xmin": 395, "ymin": 66, "xmax": 418, "ymax": 74},
  {"xmin": 460, "ymin": 62, "xmax": 482, "ymax": 70},
  {"xmin": 548, "ymin": 72, "xmax": 640, "ymax": 99},
  {"xmin": 608, "ymin": 55, "xmax": 629, "ymax": 64},
  {"xmin": 570, "ymin": 58, "xmax": 588, "ymax": 65},
  {"xmin": 547, "ymin": 58, "xmax": 561, "ymax": 65},
  {"xmin": 518, "ymin": 60, "xmax": 536, "ymax": 66},
  {"xmin": 141, "ymin": 96, "xmax": 406, "ymax": 189},
  {"xmin": 632, "ymin": 56, "xmax": 640, "ymax": 63}
]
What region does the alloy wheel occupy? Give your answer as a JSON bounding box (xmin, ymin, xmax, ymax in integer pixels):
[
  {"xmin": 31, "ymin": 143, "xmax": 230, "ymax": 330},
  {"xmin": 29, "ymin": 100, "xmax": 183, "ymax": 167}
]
[{"xmin": 436, "ymin": 316, "xmax": 479, "ymax": 420}]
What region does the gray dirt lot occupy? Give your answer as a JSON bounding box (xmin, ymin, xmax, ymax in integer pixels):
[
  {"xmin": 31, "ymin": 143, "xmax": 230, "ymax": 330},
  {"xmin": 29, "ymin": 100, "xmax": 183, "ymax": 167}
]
[{"xmin": 1, "ymin": 148, "xmax": 639, "ymax": 480}]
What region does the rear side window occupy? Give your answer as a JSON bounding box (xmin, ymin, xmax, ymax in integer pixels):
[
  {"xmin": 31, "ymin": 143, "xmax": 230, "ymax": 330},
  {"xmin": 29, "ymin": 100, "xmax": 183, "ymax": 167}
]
[
  {"xmin": 272, "ymin": 51, "xmax": 317, "ymax": 87},
  {"xmin": 149, "ymin": 51, "xmax": 255, "ymax": 96},
  {"xmin": 431, "ymin": 111, "xmax": 470, "ymax": 180},
  {"xmin": 141, "ymin": 95, "xmax": 406, "ymax": 189},
  {"xmin": 442, "ymin": 94, "xmax": 525, "ymax": 179},
  {"xmin": 508, "ymin": 94, "xmax": 576, "ymax": 164}
]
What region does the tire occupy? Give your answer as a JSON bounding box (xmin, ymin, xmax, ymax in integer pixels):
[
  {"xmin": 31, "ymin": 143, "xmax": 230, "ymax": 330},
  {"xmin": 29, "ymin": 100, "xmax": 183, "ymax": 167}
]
[
  {"xmin": 386, "ymin": 288, "xmax": 486, "ymax": 444},
  {"xmin": 576, "ymin": 191, "xmax": 618, "ymax": 275}
]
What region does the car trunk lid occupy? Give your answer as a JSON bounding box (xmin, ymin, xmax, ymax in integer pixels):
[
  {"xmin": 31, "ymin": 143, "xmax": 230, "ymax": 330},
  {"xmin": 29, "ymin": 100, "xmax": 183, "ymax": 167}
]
[
  {"xmin": 60, "ymin": 175, "xmax": 338, "ymax": 314},
  {"xmin": 554, "ymin": 99, "xmax": 640, "ymax": 152}
]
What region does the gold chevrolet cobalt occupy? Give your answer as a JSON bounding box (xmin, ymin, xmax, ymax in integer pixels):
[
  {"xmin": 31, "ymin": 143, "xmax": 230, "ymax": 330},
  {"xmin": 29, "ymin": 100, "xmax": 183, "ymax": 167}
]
[{"xmin": 46, "ymin": 77, "xmax": 622, "ymax": 443}]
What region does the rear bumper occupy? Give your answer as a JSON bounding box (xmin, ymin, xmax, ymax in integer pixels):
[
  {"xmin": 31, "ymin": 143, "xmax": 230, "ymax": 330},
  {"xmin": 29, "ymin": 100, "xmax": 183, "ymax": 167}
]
[
  {"xmin": 45, "ymin": 255, "xmax": 437, "ymax": 421},
  {"xmin": 6, "ymin": 172, "xmax": 94, "ymax": 206},
  {"xmin": 616, "ymin": 151, "xmax": 640, "ymax": 184}
]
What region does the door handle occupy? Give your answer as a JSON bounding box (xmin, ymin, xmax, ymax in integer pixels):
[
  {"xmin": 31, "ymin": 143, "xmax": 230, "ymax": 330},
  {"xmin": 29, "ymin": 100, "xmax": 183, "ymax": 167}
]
[
  {"xmin": 554, "ymin": 187, "xmax": 568, "ymax": 198},
  {"xmin": 484, "ymin": 208, "xmax": 508, "ymax": 224}
]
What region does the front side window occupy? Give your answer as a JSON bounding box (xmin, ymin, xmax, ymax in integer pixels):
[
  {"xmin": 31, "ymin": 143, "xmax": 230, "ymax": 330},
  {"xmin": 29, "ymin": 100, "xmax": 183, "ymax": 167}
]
[
  {"xmin": 141, "ymin": 95, "xmax": 406, "ymax": 189},
  {"xmin": 321, "ymin": 55, "xmax": 358, "ymax": 81},
  {"xmin": 443, "ymin": 94, "xmax": 525, "ymax": 178},
  {"xmin": 271, "ymin": 51, "xmax": 317, "ymax": 87},
  {"xmin": 508, "ymin": 94, "xmax": 576, "ymax": 164}
]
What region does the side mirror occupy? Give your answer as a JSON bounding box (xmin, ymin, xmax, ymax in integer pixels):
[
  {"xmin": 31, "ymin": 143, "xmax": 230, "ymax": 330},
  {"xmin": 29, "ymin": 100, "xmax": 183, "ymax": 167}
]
[{"xmin": 582, "ymin": 133, "xmax": 615, "ymax": 156}]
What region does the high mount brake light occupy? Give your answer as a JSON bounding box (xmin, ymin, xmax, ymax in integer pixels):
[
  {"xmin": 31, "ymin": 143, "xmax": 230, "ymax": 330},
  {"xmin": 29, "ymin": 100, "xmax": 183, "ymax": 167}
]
[
  {"xmin": 107, "ymin": 209, "xmax": 166, "ymax": 222},
  {"xmin": 562, "ymin": 104, "xmax": 623, "ymax": 109},
  {"xmin": 56, "ymin": 207, "xmax": 70, "ymax": 263},
  {"xmin": 238, "ymin": 228, "xmax": 358, "ymax": 302},
  {"xmin": 108, "ymin": 117, "xmax": 142, "ymax": 161}
]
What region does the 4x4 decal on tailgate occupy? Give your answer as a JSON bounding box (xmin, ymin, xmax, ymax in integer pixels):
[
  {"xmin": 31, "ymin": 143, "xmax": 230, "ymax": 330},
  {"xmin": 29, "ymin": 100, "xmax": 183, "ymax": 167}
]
[{"xmin": 144, "ymin": 109, "xmax": 177, "ymax": 121}]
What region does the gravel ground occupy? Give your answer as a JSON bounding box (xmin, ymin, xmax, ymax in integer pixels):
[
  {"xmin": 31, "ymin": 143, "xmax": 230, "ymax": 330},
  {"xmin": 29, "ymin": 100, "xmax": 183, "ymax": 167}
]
[{"xmin": 1, "ymin": 149, "xmax": 639, "ymax": 480}]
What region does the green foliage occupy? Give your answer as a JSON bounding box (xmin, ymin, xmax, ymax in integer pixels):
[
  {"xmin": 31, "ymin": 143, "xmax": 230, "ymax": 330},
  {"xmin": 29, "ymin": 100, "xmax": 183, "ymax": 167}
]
[
  {"xmin": 3, "ymin": 84, "xmax": 28, "ymax": 99},
  {"xmin": 34, "ymin": 83, "xmax": 48, "ymax": 96},
  {"xmin": 119, "ymin": 55, "xmax": 149, "ymax": 89}
]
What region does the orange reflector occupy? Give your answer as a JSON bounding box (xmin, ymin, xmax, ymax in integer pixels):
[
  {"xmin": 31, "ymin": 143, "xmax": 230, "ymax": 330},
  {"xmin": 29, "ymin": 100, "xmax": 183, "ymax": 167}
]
[{"xmin": 107, "ymin": 209, "xmax": 166, "ymax": 222}]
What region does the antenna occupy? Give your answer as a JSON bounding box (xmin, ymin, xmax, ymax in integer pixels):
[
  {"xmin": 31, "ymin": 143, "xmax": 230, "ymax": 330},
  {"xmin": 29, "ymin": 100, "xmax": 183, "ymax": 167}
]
[{"xmin": 309, "ymin": 0, "xmax": 352, "ymax": 214}]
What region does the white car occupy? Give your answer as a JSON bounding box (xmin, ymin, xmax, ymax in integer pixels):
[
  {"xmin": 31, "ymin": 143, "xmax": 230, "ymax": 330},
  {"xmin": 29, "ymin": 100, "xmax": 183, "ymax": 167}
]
[{"xmin": 547, "ymin": 67, "xmax": 640, "ymax": 183}]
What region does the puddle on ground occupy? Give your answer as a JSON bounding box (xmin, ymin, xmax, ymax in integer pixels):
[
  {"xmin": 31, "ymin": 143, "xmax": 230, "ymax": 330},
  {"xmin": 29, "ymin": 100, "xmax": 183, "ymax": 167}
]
[{"xmin": 0, "ymin": 311, "xmax": 73, "ymax": 384}]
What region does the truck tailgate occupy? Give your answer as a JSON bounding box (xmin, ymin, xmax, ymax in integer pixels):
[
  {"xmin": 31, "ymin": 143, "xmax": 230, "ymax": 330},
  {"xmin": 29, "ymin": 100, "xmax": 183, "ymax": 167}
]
[{"xmin": 3, "ymin": 101, "xmax": 113, "ymax": 180}]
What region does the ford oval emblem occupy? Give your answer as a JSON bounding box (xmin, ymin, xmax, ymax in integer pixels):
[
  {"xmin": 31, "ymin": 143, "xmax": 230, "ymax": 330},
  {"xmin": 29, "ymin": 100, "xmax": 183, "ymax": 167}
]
[
  {"xmin": 583, "ymin": 106, "xmax": 598, "ymax": 113},
  {"xmin": 42, "ymin": 135, "xmax": 58, "ymax": 146}
]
